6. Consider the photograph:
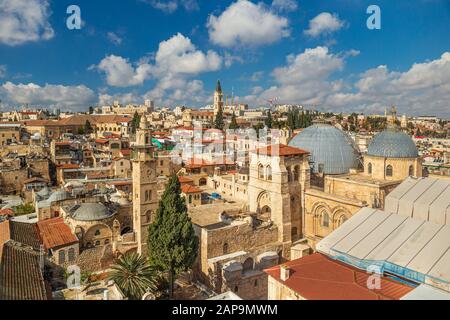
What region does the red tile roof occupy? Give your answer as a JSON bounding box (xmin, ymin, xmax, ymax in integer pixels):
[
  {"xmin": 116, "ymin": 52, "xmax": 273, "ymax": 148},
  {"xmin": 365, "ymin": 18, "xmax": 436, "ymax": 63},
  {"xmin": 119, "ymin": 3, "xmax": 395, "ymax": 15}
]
[
  {"xmin": 0, "ymin": 209, "xmax": 14, "ymax": 216},
  {"xmin": 253, "ymin": 144, "xmax": 309, "ymax": 157},
  {"xmin": 95, "ymin": 139, "xmax": 109, "ymax": 144},
  {"xmin": 24, "ymin": 177, "xmax": 49, "ymax": 184},
  {"xmin": 265, "ymin": 253, "xmax": 414, "ymax": 300},
  {"xmin": 181, "ymin": 185, "xmax": 203, "ymax": 194},
  {"xmin": 37, "ymin": 218, "xmax": 78, "ymax": 250},
  {"xmin": 56, "ymin": 164, "xmax": 80, "ymax": 169},
  {"xmin": 178, "ymin": 176, "xmax": 194, "ymax": 184},
  {"xmin": 120, "ymin": 149, "xmax": 132, "ymax": 156}
]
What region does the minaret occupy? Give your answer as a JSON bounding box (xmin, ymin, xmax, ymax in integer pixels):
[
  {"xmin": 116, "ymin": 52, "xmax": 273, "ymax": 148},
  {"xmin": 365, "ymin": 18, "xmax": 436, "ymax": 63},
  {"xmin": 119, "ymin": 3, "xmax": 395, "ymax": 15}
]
[
  {"xmin": 132, "ymin": 115, "xmax": 158, "ymax": 255},
  {"xmin": 214, "ymin": 80, "xmax": 224, "ymax": 118}
]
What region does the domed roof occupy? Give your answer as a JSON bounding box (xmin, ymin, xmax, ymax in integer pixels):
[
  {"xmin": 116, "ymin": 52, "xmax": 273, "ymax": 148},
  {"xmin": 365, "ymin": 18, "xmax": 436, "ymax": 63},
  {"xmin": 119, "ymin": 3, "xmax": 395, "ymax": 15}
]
[
  {"xmin": 70, "ymin": 203, "xmax": 115, "ymax": 221},
  {"xmin": 367, "ymin": 129, "xmax": 418, "ymax": 158},
  {"xmin": 289, "ymin": 122, "xmax": 360, "ymax": 174}
]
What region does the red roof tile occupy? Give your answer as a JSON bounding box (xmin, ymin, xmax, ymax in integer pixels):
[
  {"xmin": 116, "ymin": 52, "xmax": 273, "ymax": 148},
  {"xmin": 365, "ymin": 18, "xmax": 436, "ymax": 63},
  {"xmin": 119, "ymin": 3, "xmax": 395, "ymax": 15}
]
[
  {"xmin": 265, "ymin": 253, "xmax": 414, "ymax": 300},
  {"xmin": 178, "ymin": 176, "xmax": 194, "ymax": 183},
  {"xmin": 37, "ymin": 218, "xmax": 78, "ymax": 250},
  {"xmin": 181, "ymin": 185, "xmax": 203, "ymax": 194},
  {"xmin": 253, "ymin": 144, "xmax": 309, "ymax": 157}
]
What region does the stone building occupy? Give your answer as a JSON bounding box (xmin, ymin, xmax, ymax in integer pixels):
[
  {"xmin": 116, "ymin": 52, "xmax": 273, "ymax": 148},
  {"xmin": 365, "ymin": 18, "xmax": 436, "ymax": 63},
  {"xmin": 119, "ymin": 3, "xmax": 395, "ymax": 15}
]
[{"xmin": 131, "ymin": 116, "xmax": 159, "ymax": 255}]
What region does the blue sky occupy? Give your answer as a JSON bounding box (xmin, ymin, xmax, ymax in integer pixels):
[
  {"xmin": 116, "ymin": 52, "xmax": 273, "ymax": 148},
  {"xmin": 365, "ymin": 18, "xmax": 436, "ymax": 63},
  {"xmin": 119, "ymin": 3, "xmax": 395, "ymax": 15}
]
[{"xmin": 0, "ymin": 0, "xmax": 449, "ymax": 117}]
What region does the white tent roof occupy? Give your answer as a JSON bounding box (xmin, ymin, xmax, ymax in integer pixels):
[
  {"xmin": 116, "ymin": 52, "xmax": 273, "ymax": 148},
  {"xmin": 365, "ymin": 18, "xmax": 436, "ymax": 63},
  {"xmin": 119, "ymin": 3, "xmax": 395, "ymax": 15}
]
[
  {"xmin": 384, "ymin": 177, "xmax": 450, "ymax": 225},
  {"xmin": 317, "ymin": 208, "xmax": 450, "ymax": 289}
]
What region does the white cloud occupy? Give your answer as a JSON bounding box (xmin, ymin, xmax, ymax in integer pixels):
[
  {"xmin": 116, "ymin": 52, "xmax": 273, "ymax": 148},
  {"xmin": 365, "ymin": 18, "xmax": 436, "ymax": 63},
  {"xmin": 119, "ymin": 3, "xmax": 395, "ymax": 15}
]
[
  {"xmin": 107, "ymin": 32, "xmax": 123, "ymax": 45},
  {"xmin": 144, "ymin": 0, "xmax": 198, "ymax": 13},
  {"xmin": 207, "ymin": 0, "xmax": 290, "ymax": 48},
  {"xmin": 0, "ymin": 0, "xmax": 54, "ymax": 46},
  {"xmin": 245, "ymin": 47, "xmax": 450, "ymax": 117},
  {"xmin": 324, "ymin": 52, "xmax": 450, "ymax": 117},
  {"xmin": 96, "ymin": 55, "xmax": 153, "ymax": 87},
  {"xmin": 0, "ymin": 82, "xmax": 96, "ymax": 110},
  {"xmin": 304, "ymin": 12, "xmax": 345, "ymax": 38},
  {"xmin": 271, "ymin": 0, "xmax": 298, "ymax": 12},
  {"xmin": 95, "ymin": 33, "xmax": 222, "ymax": 106}
]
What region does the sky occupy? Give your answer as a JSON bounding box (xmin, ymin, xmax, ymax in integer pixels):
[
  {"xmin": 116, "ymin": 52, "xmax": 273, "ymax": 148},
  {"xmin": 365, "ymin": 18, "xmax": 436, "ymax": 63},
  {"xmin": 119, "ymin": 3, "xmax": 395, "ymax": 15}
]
[{"xmin": 0, "ymin": 0, "xmax": 449, "ymax": 118}]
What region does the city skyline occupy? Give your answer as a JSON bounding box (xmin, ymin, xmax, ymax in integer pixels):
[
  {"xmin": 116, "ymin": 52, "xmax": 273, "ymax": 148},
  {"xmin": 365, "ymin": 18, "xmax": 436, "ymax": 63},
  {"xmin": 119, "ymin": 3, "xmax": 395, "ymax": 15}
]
[{"xmin": 0, "ymin": 0, "xmax": 449, "ymax": 118}]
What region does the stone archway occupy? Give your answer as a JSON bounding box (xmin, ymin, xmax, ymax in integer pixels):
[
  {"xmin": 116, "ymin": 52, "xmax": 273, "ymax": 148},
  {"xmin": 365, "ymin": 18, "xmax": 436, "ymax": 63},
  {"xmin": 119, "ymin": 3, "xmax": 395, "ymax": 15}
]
[
  {"xmin": 257, "ymin": 191, "xmax": 271, "ymax": 221},
  {"xmin": 332, "ymin": 207, "xmax": 351, "ymax": 229},
  {"xmin": 311, "ymin": 202, "xmax": 332, "ymax": 238}
]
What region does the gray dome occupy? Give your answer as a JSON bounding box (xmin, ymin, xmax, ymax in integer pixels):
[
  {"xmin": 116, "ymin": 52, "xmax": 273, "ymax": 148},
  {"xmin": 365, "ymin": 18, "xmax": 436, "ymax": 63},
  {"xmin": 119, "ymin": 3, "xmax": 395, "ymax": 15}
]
[
  {"xmin": 289, "ymin": 122, "xmax": 360, "ymax": 174},
  {"xmin": 70, "ymin": 203, "xmax": 114, "ymax": 221},
  {"xmin": 367, "ymin": 129, "xmax": 418, "ymax": 158}
]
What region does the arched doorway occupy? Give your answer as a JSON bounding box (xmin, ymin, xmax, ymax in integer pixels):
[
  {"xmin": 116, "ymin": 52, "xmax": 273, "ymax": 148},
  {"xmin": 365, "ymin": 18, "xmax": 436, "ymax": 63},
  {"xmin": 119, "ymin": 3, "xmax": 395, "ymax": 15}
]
[{"xmin": 243, "ymin": 258, "xmax": 254, "ymax": 272}]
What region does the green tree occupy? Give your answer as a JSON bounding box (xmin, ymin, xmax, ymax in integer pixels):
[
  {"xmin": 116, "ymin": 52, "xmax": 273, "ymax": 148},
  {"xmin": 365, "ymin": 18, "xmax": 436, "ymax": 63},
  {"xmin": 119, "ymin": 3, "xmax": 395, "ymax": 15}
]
[
  {"xmin": 13, "ymin": 203, "xmax": 35, "ymax": 216},
  {"xmin": 84, "ymin": 120, "xmax": 93, "ymax": 134},
  {"xmin": 264, "ymin": 110, "xmax": 273, "ymax": 129},
  {"xmin": 108, "ymin": 252, "xmax": 157, "ymax": 300},
  {"xmin": 88, "ymin": 106, "xmax": 94, "ymax": 114},
  {"xmin": 131, "ymin": 111, "xmax": 141, "ymax": 134},
  {"xmin": 214, "ymin": 107, "xmax": 225, "ymax": 130},
  {"xmin": 229, "ymin": 113, "xmax": 239, "ymax": 130},
  {"xmin": 147, "ymin": 174, "xmax": 199, "ymax": 298}
]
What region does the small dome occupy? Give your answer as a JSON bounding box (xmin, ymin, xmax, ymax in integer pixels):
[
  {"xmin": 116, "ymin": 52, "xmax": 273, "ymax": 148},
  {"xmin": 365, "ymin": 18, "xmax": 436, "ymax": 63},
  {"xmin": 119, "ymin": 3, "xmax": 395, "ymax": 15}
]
[
  {"xmin": 368, "ymin": 129, "xmax": 418, "ymax": 158},
  {"xmin": 70, "ymin": 203, "xmax": 114, "ymax": 221},
  {"xmin": 289, "ymin": 122, "xmax": 360, "ymax": 174}
]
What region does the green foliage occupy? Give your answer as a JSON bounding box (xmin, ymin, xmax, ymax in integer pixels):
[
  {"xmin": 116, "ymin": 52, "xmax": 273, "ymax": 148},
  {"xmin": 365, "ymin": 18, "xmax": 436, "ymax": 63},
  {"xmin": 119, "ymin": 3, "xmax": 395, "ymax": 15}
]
[
  {"xmin": 131, "ymin": 112, "xmax": 141, "ymax": 134},
  {"xmin": 286, "ymin": 109, "xmax": 313, "ymax": 130},
  {"xmin": 108, "ymin": 252, "xmax": 158, "ymax": 300},
  {"xmin": 84, "ymin": 120, "xmax": 93, "ymax": 134},
  {"xmin": 229, "ymin": 113, "xmax": 239, "ymax": 130},
  {"xmin": 13, "ymin": 203, "xmax": 35, "ymax": 216},
  {"xmin": 265, "ymin": 110, "xmax": 273, "ymax": 129},
  {"xmin": 147, "ymin": 174, "xmax": 199, "ymax": 297},
  {"xmin": 88, "ymin": 106, "xmax": 94, "ymax": 114},
  {"xmin": 214, "ymin": 107, "xmax": 225, "ymax": 130}
]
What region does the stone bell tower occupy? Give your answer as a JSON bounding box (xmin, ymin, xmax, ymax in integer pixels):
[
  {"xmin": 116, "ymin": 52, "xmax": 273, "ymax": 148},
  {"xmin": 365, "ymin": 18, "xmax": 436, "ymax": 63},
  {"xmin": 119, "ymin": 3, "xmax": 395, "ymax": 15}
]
[
  {"xmin": 213, "ymin": 80, "xmax": 224, "ymax": 118},
  {"xmin": 132, "ymin": 115, "xmax": 158, "ymax": 255}
]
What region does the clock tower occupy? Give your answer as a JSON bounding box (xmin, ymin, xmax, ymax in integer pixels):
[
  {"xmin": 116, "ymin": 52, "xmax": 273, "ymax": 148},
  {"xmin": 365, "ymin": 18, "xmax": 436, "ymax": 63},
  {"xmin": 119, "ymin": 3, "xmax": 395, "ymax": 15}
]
[{"xmin": 132, "ymin": 115, "xmax": 158, "ymax": 255}]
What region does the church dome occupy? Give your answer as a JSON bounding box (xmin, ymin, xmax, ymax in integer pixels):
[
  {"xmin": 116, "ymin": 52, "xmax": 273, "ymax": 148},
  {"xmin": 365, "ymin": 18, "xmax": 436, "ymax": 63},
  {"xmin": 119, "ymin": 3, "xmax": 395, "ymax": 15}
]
[
  {"xmin": 70, "ymin": 203, "xmax": 115, "ymax": 221},
  {"xmin": 289, "ymin": 122, "xmax": 360, "ymax": 174},
  {"xmin": 367, "ymin": 129, "xmax": 418, "ymax": 158}
]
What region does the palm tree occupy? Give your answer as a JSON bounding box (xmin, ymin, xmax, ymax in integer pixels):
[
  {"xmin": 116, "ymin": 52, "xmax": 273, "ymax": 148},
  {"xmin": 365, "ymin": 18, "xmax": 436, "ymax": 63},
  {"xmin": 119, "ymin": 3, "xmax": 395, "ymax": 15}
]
[{"xmin": 108, "ymin": 252, "xmax": 157, "ymax": 300}]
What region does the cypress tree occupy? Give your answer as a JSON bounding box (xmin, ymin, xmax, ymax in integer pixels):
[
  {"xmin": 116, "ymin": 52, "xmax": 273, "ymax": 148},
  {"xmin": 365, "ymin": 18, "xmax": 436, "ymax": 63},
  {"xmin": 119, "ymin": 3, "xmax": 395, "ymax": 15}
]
[
  {"xmin": 147, "ymin": 174, "xmax": 199, "ymax": 298},
  {"xmin": 229, "ymin": 113, "xmax": 239, "ymax": 130},
  {"xmin": 214, "ymin": 106, "xmax": 225, "ymax": 130},
  {"xmin": 131, "ymin": 111, "xmax": 141, "ymax": 134},
  {"xmin": 265, "ymin": 110, "xmax": 273, "ymax": 129}
]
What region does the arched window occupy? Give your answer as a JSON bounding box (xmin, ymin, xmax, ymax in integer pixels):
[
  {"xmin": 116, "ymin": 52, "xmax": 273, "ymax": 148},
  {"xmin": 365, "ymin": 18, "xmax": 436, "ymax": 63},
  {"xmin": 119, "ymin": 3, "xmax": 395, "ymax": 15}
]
[
  {"xmin": 322, "ymin": 211, "xmax": 330, "ymax": 228},
  {"xmin": 286, "ymin": 166, "xmax": 292, "ymax": 182},
  {"xmin": 266, "ymin": 166, "xmax": 272, "ymax": 181},
  {"xmin": 68, "ymin": 248, "xmax": 75, "ymax": 262},
  {"xmin": 294, "ymin": 166, "xmax": 300, "ymax": 181},
  {"xmin": 258, "ymin": 164, "xmax": 264, "ymax": 179},
  {"xmin": 409, "ymin": 165, "xmax": 414, "ymax": 176},
  {"xmin": 94, "ymin": 229, "xmax": 101, "ymax": 236},
  {"xmin": 386, "ymin": 165, "xmax": 393, "ymax": 177},
  {"xmin": 318, "ymin": 163, "xmax": 325, "ymax": 174},
  {"xmin": 105, "ymin": 239, "xmax": 110, "ymax": 245},
  {"xmin": 339, "ymin": 215, "xmax": 348, "ymax": 226},
  {"xmin": 243, "ymin": 258, "xmax": 254, "ymax": 272},
  {"xmin": 223, "ymin": 242, "xmax": 229, "ymax": 255},
  {"xmin": 58, "ymin": 250, "xmax": 65, "ymax": 264},
  {"xmin": 95, "ymin": 240, "xmax": 101, "ymax": 246},
  {"xmin": 368, "ymin": 163, "xmax": 372, "ymax": 175},
  {"xmin": 188, "ymin": 195, "xmax": 192, "ymax": 204}
]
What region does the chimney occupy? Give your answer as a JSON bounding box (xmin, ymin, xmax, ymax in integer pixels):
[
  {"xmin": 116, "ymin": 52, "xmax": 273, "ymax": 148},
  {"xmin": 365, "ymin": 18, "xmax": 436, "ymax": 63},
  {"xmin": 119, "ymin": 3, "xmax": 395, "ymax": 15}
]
[{"xmin": 280, "ymin": 264, "xmax": 291, "ymax": 281}]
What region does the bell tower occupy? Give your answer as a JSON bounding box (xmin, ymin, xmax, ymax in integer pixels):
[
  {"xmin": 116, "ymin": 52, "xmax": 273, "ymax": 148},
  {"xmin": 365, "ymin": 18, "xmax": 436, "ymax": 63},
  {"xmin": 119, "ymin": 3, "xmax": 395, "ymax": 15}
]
[
  {"xmin": 132, "ymin": 115, "xmax": 158, "ymax": 255},
  {"xmin": 214, "ymin": 80, "xmax": 224, "ymax": 117}
]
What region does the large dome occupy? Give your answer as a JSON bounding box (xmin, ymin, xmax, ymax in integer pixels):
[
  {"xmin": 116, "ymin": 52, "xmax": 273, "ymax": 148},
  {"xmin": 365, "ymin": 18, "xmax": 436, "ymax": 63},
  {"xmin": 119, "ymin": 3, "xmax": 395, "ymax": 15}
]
[
  {"xmin": 70, "ymin": 203, "xmax": 115, "ymax": 221},
  {"xmin": 367, "ymin": 129, "xmax": 418, "ymax": 158},
  {"xmin": 289, "ymin": 122, "xmax": 360, "ymax": 174}
]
